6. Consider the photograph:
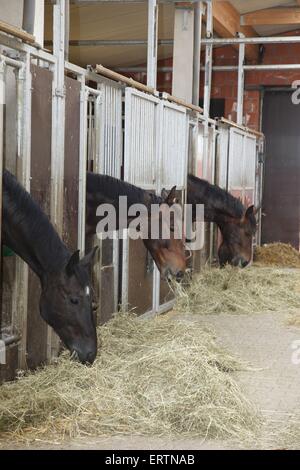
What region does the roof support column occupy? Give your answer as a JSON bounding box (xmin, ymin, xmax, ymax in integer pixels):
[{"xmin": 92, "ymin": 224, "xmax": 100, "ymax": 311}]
[
  {"xmin": 147, "ymin": 0, "xmax": 158, "ymax": 89},
  {"xmin": 172, "ymin": 2, "xmax": 194, "ymax": 103}
]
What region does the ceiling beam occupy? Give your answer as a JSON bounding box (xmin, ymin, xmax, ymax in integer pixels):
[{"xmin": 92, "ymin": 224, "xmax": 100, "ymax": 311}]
[
  {"xmin": 211, "ymin": 1, "xmax": 259, "ymax": 62},
  {"xmin": 241, "ymin": 7, "xmax": 300, "ymax": 26}
]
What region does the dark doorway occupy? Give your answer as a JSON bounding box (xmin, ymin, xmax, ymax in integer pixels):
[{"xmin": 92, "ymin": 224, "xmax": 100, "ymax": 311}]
[
  {"xmin": 199, "ymin": 98, "xmax": 225, "ymax": 119},
  {"xmin": 262, "ymin": 89, "xmax": 300, "ymax": 250}
]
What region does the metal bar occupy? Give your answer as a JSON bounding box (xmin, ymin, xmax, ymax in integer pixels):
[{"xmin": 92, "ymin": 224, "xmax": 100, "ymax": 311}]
[
  {"xmin": 47, "ymin": 0, "xmax": 183, "ymax": 3},
  {"xmin": 0, "ymin": 60, "xmax": 5, "ymax": 321},
  {"xmin": 192, "ymin": 2, "xmax": 203, "ymax": 106},
  {"xmin": 147, "ymin": 0, "xmax": 158, "ymax": 88},
  {"xmin": 237, "ymin": 35, "xmax": 245, "ymax": 126},
  {"xmin": 65, "ymin": 0, "xmax": 70, "ymax": 60},
  {"xmin": 12, "ymin": 53, "xmax": 32, "ymax": 369},
  {"xmin": 244, "ymin": 64, "xmax": 300, "ymax": 71},
  {"xmin": 203, "ymin": 1, "xmax": 212, "ymax": 118},
  {"xmin": 78, "ymin": 77, "xmax": 88, "ymax": 254},
  {"xmin": 45, "ymin": 39, "xmax": 173, "ymax": 46},
  {"xmin": 48, "ymin": 0, "xmax": 66, "ymax": 361},
  {"xmin": 0, "ymin": 55, "xmax": 23, "ymax": 69},
  {"xmin": 0, "ymin": 333, "xmax": 21, "ymax": 346},
  {"xmin": 0, "ymin": 33, "xmax": 56, "ymax": 63},
  {"xmin": 115, "ymin": 63, "xmax": 300, "ymax": 72},
  {"xmin": 202, "ymin": 36, "xmax": 300, "ymax": 45}
]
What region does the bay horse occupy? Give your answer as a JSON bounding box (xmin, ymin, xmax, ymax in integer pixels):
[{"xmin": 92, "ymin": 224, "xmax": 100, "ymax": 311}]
[
  {"xmin": 187, "ymin": 174, "xmax": 258, "ymax": 267},
  {"xmin": 2, "ymin": 170, "xmax": 98, "ymax": 364},
  {"xmin": 86, "ymin": 172, "xmax": 187, "ymax": 281}
]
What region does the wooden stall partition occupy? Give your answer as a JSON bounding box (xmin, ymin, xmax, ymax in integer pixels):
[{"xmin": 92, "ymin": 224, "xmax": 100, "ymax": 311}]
[
  {"xmin": 26, "ymin": 65, "xmax": 52, "ymax": 369},
  {"xmin": 63, "ymin": 75, "xmax": 80, "ymax": 252}
]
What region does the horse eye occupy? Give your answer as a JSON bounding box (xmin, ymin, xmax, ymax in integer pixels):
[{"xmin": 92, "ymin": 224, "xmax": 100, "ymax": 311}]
[{"xmin": 70, "ymin": 297, "xmax": 79, "ymax": 305}]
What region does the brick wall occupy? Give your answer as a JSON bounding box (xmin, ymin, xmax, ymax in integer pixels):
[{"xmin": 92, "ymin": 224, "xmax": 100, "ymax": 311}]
[{"xmin": 128, "ymin": 30, "xmax": 300, "ymax": 132}]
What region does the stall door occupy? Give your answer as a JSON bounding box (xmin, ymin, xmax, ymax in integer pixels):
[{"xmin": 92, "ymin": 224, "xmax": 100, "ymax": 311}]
[{"xmin": 262, "ymin": 90, "xmax": 300, "ymax": 249}]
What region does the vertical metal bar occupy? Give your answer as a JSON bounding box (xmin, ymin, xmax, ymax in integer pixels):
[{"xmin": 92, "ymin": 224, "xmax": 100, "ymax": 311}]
[
  {"xmin": 0, "ymin": 60, "xmax": 5, "ymax": 328},
  {"xmin": 237, "ymin": 34, "xmax": 245, "ymax": 126},
  {"xmin": 209, "ymin": 124, "xmax": 216, "ymax": 261},
  {"xmin": 203, "ymin": 1, "xmax": 213, "ymax": 118},
  {"xmin": 147, "ymin": 0, "xmax": 158, "ymax": 89},
  {"xmin": 13, "ymin": 53, "xmax": 32, "ymax": 369},
  {"xmin": 65, "ymin": 0, "xmax": 70, "ymax": 61},
  {"xmin": 192, "ymin": 2, "xmax": 203, "ymax": 106},
  {"xmin": 48, "ymin": 0, "xmax": 66, "ymax": 361},
  {"xmin": 78, "ymin": 77, "xmax": 88, "ymax": 254}
]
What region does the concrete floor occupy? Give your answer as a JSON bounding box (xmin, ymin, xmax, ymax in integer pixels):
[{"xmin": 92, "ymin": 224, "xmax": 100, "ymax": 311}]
[{"xmin": 1, "ymin": 310, "xmax": 300, "ymax": 450}]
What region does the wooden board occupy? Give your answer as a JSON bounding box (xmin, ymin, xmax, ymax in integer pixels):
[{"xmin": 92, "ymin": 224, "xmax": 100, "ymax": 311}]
[{"xmin": 26, "ymin": 65, "xmax": 52, "ymax": 369}]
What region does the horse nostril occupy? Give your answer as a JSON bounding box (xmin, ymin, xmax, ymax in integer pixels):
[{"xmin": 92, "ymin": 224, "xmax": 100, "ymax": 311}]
[
  {"xmin": 176, "ymin": 271, "xmax": 184, "ymax": 281},
  {"xmin": 86, "ymin": 351, "xmax": 96, "ymax": 365},
  {"xmin": 241, "ymin": 260, "xmax": 249, "ymax": 268}
]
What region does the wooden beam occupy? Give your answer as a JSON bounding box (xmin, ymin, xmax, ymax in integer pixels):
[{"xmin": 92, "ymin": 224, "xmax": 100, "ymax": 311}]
[
  {"xmin": 211, "ymin": 1, "xmax": 259, "ymax": 62},
  {"xmin": 0, "ymin": 19, "xmax": 35, "ymax": 44},
  {"xmin": 242, "ymin": 8, "xmax": 300, "ymax": 26}
]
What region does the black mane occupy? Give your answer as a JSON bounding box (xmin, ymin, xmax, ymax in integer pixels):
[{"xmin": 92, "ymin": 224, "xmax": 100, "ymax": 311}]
[
  {"xmin": 2, "ymin": 170, "xmax": 70, "ymax": 278},
  {"xmin": 187, "ymin": 173, "xmax": 250, "ymax": 224},
  {"xmin": 86, "ymin": 172, "xmax": 161, "ymax": 207}
]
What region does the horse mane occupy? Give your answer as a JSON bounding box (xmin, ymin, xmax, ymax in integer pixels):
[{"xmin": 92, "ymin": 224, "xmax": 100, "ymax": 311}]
[
  {"xmin": 87, "ymin": 172, "xmax": 161, "ymax": 207},
  {"xmin": 187, "ymin": 173, "xmax": 248, "ymax": 222},
  {"xmin": 3, "ymin": 170, "xmax": 76, "ymax": 278}
]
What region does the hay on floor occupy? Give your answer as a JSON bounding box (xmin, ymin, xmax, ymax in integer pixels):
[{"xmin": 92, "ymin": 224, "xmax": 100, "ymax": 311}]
[
  {"xmin": 0, "ymin": 314, "xmax": 258, "ymax": 442},
  {"xmin": 254, "ymin": 243, "xmax": 300, "ymax": 268},
  {"xmin": 174, "ymin": 266, "xmax": 300, "ymax": 315}
]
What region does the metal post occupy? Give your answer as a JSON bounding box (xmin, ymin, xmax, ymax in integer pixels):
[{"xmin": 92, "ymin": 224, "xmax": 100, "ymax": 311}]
[
  {"xmin": 48, "ymin": 0, "xmax": 66, "ymax": 360},
  {"xmin": 192, "ymin": 2, "xmax": 203, "ymax": 106},
  {"xmin": 237, "ymin": 34, "xmax": 245, "ymax": 126},
  {"xmin": 0, "ymin": 60, "xmax": 5, "ymax": 321},
  {"xmin": 147, "ymin": 0, "xmax": 158, "ymax": 89},
  {"xmin": 65, "ymin": 0, "xmax": 70, "ymax": 61},
  {"xmin": 78, "ymin": 76, "xmax": 88, "ymax": 254},
  {"xmin": 13, "ymin": 53, "xmax": 32, "ymax": 369},
  {"xmin": 203, "ymin": 1, "xmax": 213, "ymax": 118}
]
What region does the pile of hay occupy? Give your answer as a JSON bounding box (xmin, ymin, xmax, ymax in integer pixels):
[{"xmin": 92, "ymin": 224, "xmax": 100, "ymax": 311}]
[
  {"xmin": 0, "ymin": 314, "xmax": 259, "ymax": 442},
  {"xmin": 254, "ymin": 243, "xmax": 300, "ymax": 268},
  {"xmin": 174, "ymin": 266, "xmax": 300, "ymax": 315}
]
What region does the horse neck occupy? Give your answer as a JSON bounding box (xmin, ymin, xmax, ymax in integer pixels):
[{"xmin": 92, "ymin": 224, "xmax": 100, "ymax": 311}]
[
  {"xmin": 2, "ymin": 171, "xmax": 69, "ymax": 280},
  {"xmin": 86, "ymin": 173, "xmax": 157, "ymax": 230},
  {"xmin": 187, "ymin": 174, "xmax": 242, "ymax": 228}
]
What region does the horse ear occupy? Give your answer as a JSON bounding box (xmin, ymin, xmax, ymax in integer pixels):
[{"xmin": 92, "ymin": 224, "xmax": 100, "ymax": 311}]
[
  {"xmin": 161, "ymin": 188, "xmax": 168, "ymax": 199},
  {"xmin": 80, "ymin": 246, "xmax": 99, "ymax": 268},
  {"xmin": 245, "ymin": 205, "xmax": 255, "ymax": 219},
  {"xmin": 66, "ymin": 250, "xmax": 80, "ymax": 277},
  {"xmin": 164, "ymin": 186, "xmax": 177, "ymax": 206}
]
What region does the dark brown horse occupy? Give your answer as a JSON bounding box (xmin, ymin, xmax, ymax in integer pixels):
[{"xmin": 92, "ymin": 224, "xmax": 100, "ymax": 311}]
[
  {"xmin": 187, "ymin": 174, "xmax": 259, "ymax": 267},
  {"xmin": 86, "ymin": 173, "xmax": 187, "ymax": 280},
  {"xmin": 3, "ymin": 170, "xmax": 98, "ymax": 364}
]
